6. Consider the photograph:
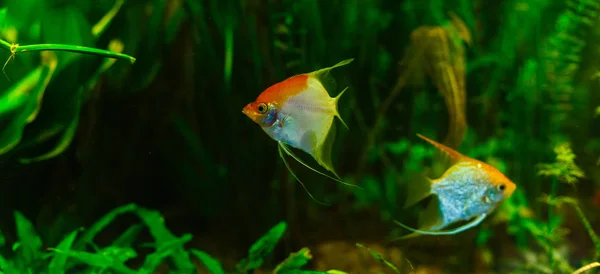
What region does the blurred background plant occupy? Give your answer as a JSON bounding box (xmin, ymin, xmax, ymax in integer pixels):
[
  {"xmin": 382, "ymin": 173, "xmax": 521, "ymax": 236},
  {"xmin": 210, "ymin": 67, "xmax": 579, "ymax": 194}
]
[{"xmin": 0, "ymin": 0, "xmax": 598, "ymax": 273}]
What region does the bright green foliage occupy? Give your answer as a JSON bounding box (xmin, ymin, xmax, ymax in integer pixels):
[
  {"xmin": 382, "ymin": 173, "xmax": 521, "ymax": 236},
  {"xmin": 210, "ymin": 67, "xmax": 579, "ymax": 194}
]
[
  {"xmin": 191, "ymin": 250, "xmax": 225, "ymax": 274},
  {"xmin": 235, "ymin": 221, "xmax": 287, "ymax": 272},
  {"xmin": 537, "ymin": 143, "xmax": 586, "ymax": 185},
  {"xmin": 355, "ymin": 243, "xmax": 401, "ymax": 274},
  {"xmin": 0, "ymin": 0, "xmax": 134, "ymax": 162},
  {"xmin": 193, "ymin": 222, "xmax": 347, "ymax": 274},
  {"xmin": 0, "ymin": 204, "xmax": 200, "ymax": 274}
]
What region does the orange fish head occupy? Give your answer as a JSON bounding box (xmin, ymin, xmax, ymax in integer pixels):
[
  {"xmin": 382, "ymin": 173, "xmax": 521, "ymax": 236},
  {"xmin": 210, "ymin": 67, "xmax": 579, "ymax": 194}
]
[
  {"xmin": 242, "ymin": 101, "xmax": 278, "ymax": 127},
  {"xmin": 488, "ymin": 172, "xmax": 517, "ymax": 203}
]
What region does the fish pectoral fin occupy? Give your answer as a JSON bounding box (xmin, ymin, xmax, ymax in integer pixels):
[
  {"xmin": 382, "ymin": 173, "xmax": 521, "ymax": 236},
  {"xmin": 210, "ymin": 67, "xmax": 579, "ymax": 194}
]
[
  {"xmin": 278, "ymin": 143, "xmax": 330, "ymax": 206},
  {"xmin": 279, "ymin": 142, "xmax": 362, "ymax": 190},
  {"xmin": 393, "ymin": 213, "xmax": 487, "ymax": 237}
]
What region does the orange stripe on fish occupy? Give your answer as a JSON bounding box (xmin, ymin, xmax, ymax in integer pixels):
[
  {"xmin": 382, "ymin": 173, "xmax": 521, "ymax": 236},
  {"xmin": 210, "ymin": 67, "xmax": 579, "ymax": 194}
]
[{"xmin": 256, "ymin": 74, "xmax": 309, "ymax": 103}]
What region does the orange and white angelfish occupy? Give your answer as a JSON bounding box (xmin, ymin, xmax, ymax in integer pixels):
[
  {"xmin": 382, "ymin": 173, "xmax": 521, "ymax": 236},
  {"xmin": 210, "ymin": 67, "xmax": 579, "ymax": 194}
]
[
  {"xmin": 392, "ymin": 134, "xmax": 517, "ymax": 240},
  {"xmin": 242, "ymin": 59, "xmax": 361, "ymax": 204}
]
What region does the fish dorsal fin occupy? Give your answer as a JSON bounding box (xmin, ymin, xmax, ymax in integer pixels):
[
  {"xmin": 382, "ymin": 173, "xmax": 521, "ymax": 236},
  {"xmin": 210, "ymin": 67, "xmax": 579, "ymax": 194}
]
[
  {"xmin": 306, "ymin": 59, "xmax": 354, "ymax": 99},
  {"xmin": 392, "ymin": 213, "xmax": 487, "ymax": 240},
  {"xmin": 417, "ymin": 133, "xmax": 466, "ymax": 163}
]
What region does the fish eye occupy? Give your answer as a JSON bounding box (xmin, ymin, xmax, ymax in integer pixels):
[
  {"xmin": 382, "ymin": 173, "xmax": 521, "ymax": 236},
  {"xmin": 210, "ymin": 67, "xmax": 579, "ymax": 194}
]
[
  {"xmin": 257, "ymin": 103, "xmax": 268, "ymax": 114},
  {"xmin": 498, "ymin": 184, "xmax": 506, "ymax": 192}
]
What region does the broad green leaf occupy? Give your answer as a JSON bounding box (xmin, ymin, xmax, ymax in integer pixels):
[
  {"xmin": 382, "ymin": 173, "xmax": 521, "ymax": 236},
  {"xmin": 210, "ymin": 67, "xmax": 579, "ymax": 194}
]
[
  {"xmin": 111, "ymin": 224, "xmax": 144, "ymax": 248},
  {"xmin": 73, "ymin": 204, "xmax": 138, "ymax": 250},
  {"xmin": 274, "ymin": 247, "xmax": 312, "ymax": 274},
  {"xmin": 191, "ymin": 249, "xmax": 225, "ymax": 274},
  {"xmin": 49, "ymin": 249, "xmax": 137, "ymax": 274},
  {"xmin": 99, "ymin": 246, "xmax": 137, "ymax": 264},
  {"xmin": 48, "ymin": 228, "xmax": 81, "ymax": 273},
  {"xmin": 0, "ymin": 51, "xmax": 57, "ymax": 155},
  {"xmin": 236, "ymin": 221, "xmax": 287, "ymax": 272},
  {"xmin": 139, "ymin": 234, "xmax": 193, "ymax": 273},
  {"xmin": 134, "ymin": 207, "xmax": 195, "ymax": 272},
  {"xmin": 19, "ymin": 87, "xmax": 81, "ymax": 164},
  {"xmin": 14, "ymin": 211, "xmax": 43, "ymax": 266},
  {"xmin": 20, "ymin": 39, "xmax": 124, "ymax": 163}
]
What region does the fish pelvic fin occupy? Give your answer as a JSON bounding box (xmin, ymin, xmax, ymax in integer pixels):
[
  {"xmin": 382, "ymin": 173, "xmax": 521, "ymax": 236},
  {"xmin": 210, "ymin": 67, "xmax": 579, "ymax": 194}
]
[
  {"xmin": 394, "ymin": 213, "xmax": 487, "ymax": 237},
  {"xmin": 278, "ymin": 143, "xmax": 330, "ymax": 206},
  {"xmin": 403, "ymin": 173, "xmax": 434, "ymax": 209},
  {"xmin": 279, "ymin": 142, "xmax": 362, "ymax": 190},
  {"xmin": 333, "ymin": 86, "xmax": 349, "ymax": 130},
  {"xmin": 417, "ymin": 133, "xmax": 465, "ymax": 163}
]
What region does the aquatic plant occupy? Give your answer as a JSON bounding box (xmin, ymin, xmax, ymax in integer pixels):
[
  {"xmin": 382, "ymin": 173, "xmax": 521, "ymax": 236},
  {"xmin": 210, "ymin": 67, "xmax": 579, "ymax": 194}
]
[
  {"xmin": 0, "ymin": 204, "xmax": 195, "ymax": 273},
  {"xmin": 195, "ymin": 221, "xmax": 347, "ymax": 274},
  {"xmin": 0, "ymin": 0, "xmax": 135, "ymax": 162}
]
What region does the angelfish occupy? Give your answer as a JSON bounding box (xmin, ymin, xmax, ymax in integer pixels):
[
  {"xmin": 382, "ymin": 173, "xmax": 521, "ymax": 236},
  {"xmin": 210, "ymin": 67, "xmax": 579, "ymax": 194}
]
[
  {"xmin": 242, "ymin": 59, "xmax": 360, "ymax": 204},
  {"xmin": 392, "ymin": 134, "xmax": 517, "ymax": 240}
]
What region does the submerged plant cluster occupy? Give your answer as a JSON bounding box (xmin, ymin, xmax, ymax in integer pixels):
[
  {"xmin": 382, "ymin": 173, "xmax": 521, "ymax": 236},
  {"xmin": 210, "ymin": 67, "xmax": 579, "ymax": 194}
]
[{"xmin": 0, "ymin": 0, "xmax": 599, "ymax": 273}]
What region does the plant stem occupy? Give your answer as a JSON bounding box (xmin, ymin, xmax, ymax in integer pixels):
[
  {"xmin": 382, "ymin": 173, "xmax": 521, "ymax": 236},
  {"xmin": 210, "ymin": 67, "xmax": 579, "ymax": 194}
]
[
  {"xmin": 547, "ymin": 177, "xmax": 558, "ymax": 267},
  {"xmin": 0, "ymin": 39, "xmax": 136, "ymax": 64}
]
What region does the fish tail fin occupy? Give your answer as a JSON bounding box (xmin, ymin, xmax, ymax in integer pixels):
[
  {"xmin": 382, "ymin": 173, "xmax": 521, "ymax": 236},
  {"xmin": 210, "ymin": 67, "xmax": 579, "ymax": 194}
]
[
  {"xmin": 403, "ymin": 172, "xmax": 434, "ymax": 208},
  {"xmin": 333, "ymin": 86, "xmax": 349, "ymax": 130},
  {"xmin": 278, "ymin": 143, "xmax": 331, "ymax": 206}
]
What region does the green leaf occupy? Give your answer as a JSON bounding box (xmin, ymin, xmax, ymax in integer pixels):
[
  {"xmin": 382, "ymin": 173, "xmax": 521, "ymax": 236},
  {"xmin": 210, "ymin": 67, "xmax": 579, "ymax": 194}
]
[
  {"xmin": 48, "ymin": 228, "xmax": 81, "ymax": 273},
  {"xmin": 134, "ymin": 207, "xmax": 195, "ymax": 272},
  {"xmin": 111, "ymin": 224, "xmax": 144, "ymax": 248},
  {"xmin": 13, "ymin": 211, "xmax": 43, "ymax": 266},
  {"xmin": 355, "ymin": 243, "xmax": 400, "ymax": 274},
  {"xmin": 274, "ymin": 247, "xmax": 312, "ymax": 274},
  {"xmin": 73, "ymin": 204, "xmax": 138, "ymax": 251},
  {"xmin": 236, "ymin": 221, "xmax": 287, "ymax": 272},
  {"xmin": 139, "ymin": 234, "xmax": 193, "ymax": 273},
  {"xmin": 0, "ymin": 51, "xmax": 57, "ymax": 155},
  {"xmin": 49, "ymin": 249, "xmax": 137, "ymax": 274},
  {"xmin": 99, "ymin": 246, "xmax": 137, "ymax": 265},
  {"xmin": 191, "ymin": 249, "xmax": 225, "ymax": 274}
]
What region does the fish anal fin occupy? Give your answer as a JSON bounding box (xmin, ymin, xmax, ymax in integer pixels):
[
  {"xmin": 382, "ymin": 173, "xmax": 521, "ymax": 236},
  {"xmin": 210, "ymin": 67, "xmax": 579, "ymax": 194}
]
[
  {"xmin": 403, "ymin": 173, "xmax": 434, "ymax": 208},
  {"xmin": 313, "ymin": 121, "xmax": 338, "ymax": 178},
  {"xmin": 418, "ymin": 196, "xmax": 444, "ymax": 229}
]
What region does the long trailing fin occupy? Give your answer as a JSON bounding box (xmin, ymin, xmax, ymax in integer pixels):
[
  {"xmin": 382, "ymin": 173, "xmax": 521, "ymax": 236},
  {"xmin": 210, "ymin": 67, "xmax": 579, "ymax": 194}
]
[
  {"xmin": 278, "ymin": 144, "xmax": 330, "ymax": 206},
  {"xmin": 417, "ymin": 133, "xmax": 465, "ymax": 163},
  {"xmin": 332, "ymin": 86, "xmax": 349, "ymax": 130},
  {"xmin": 280, "ymin": 142, "xmax": 362, "ymax": 190},
  {"xmin": 393, "ymin": 213, "xmax": 487, "ymax": 238}
]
